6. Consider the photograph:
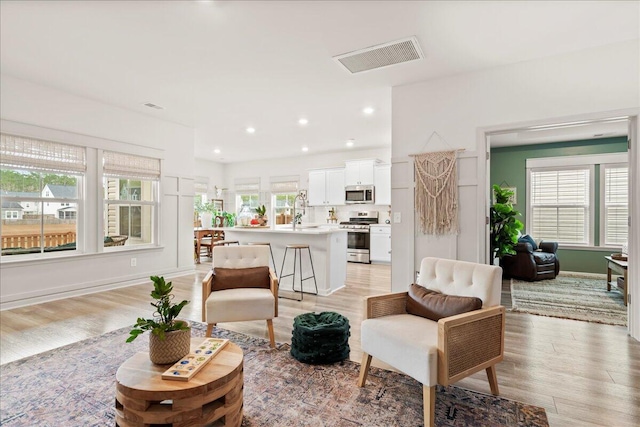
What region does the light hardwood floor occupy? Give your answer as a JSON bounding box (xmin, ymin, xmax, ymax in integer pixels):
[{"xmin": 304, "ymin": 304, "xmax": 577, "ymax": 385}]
[{"xmin": 1, "ymin": 262, "xmax": 639, "ymax": 427}]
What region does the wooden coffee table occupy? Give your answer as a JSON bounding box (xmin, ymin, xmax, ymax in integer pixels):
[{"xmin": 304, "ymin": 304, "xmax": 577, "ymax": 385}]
[
  {"xmin": 115, "ymin": 338, "xmax": 243, "ymax": 427},
  {"xmin": 605, "ymin": 255, "xmax": 628, "ymax": 306}
]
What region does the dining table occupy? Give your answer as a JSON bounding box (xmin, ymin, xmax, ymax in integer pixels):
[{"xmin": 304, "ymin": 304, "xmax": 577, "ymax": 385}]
[{"xmin": 194, "ymin": 227, "xmax": 225, "ymax": 263}]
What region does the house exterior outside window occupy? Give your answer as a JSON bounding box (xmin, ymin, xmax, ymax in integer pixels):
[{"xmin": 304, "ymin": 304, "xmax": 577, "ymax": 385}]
[
  {"xmin": 0, "ymin": 133, "xmax": 84, "ymax": 257},
  {"xmin": 102, "ymin": 151, "xmax": 160, "ymax": 248}
]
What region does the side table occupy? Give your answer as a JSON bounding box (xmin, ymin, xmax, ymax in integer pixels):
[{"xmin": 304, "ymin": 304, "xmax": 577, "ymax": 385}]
[
  {"xmin": 116, "ymin": 338, "xmax": 243, "ymax": 427},
  {"xmin": 605, "ymin": 255, "xmax": 628, "ymax": 306}
]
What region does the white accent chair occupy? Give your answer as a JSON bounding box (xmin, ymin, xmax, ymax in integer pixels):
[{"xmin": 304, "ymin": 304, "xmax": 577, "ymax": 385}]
[
  {"xmin": 357, "ymin": 257, "xmax": 505, "ymax": 427},
  {"xmin": 202, "ymin": 245, "xmax": 279, "ymax": 348}
]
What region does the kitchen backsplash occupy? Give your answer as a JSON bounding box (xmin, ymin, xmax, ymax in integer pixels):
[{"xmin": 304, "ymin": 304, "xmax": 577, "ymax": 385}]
[{"xmin": 307, "ymin": 205, "xmax": 391, "ymax": 224}]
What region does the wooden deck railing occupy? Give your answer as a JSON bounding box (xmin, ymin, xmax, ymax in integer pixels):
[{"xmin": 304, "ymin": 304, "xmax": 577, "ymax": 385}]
[{"xmin": 1, "ymin": 232, "xmax": 77, "ymax": 249}]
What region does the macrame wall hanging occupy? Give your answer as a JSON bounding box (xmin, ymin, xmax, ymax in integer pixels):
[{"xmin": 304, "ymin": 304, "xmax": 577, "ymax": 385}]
[{"xmin": 410, "ymin": 132, "xmax": 463, "ymax": 235}]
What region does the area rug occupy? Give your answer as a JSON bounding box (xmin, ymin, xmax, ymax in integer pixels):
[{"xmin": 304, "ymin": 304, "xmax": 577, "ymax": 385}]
[
  {"xmin": 511, "ymin": 274, "xmax": 626, "ymax": 326},
  {"xmin": 0, "ymin": 323, "xmax": 548, "ymax": 427}
]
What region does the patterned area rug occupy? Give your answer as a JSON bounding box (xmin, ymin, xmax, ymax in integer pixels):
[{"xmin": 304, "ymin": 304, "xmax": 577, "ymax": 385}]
[
  {"xmin": 511, "ymin": 274, "xmax": 627, "ymax": 326},
  {"xmin": 0, "ymin": 323, "xmax": 548, "ymax": 427}
]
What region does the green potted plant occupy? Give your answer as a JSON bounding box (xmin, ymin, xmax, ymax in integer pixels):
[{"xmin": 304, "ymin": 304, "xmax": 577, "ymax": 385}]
[
  {"xmin": 222, "ymin": 211, "xmax": 236, "ymax": 227},
  {"xmin": 256, "ymin": 204, "xmax": 268, "ymax": 226},
  {"xmin": 127, "ymin": 276, "xmax": 191, "ymax": 364},
  {"xmin": 490, "ymin": 184, "xmax": 523, "ymax": 263}
]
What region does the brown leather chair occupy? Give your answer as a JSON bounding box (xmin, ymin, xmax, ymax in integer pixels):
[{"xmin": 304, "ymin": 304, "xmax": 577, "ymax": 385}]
[{"xmin": 502, "ymin": 240, "xmax": 560, "ymax": 281}]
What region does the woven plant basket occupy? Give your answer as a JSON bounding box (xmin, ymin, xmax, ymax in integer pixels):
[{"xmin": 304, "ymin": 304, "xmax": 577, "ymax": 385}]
[{"xmin": 149, "ymin": 321, "xmax": 191, "ymax": 365}]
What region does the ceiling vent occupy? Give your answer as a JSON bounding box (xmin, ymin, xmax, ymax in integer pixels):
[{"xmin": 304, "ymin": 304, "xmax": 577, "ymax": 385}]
[
  {"xmin": 333, "ymin": 36, "xmax": 424, "ymax": 74},
  {"xmin": 143, "ymin": 102, "xmax": 164, "ymax": 110}
]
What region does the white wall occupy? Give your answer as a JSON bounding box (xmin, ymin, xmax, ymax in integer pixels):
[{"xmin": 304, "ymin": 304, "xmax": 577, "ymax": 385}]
[
  {"xmin": 0, "ymin": 75, "xmax": 196, "ymax": 309},
  {"xmin": 194, "ymin": 158, "xmax": 226, "ymax": 199},
  {"xmin": 391, "ymin": 40, "xmax": 639, "ymax": 306}
]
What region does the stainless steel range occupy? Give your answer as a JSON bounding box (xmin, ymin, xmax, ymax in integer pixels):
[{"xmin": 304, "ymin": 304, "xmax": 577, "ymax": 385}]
[{"xmin": 339, "ymin": 211, "xmax": 379, "ymax": 264}]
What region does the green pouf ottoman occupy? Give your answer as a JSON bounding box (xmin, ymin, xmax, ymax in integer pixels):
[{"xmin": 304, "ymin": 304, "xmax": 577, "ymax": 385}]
[{"xmin": 291, "ymin": 312, "xmax": 350, "ymax": 364}]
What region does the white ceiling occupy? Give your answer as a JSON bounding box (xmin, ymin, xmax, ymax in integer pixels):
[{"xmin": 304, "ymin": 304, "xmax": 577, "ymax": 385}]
[{"xmin": 1, "ymin": 1, "xmax": 638, "ymax": 163}]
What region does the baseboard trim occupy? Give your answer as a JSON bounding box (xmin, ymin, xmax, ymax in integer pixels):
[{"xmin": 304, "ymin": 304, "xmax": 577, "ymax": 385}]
[{"xmin": 0, "ymin": 266, "xmax": 196, "ymax": 311}]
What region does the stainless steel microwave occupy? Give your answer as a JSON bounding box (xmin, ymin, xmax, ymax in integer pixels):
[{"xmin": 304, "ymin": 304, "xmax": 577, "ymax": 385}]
[{"xmin": 345, "ymin": 185, "xmax": 375, "ymax": 204}]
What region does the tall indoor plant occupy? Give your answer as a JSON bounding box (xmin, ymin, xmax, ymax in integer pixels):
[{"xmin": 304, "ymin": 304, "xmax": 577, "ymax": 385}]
[
  {"xmin": 490, "ymin": 184, "xmax": 523, "ymax": 262},
  {"xmin": 127, "ymin": 276, "xmax": 191, "ymax": 364}
]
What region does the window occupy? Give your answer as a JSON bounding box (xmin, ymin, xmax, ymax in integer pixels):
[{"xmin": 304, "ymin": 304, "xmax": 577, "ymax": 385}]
[
  {"xmin": 602, "ymin": 165, "xmax": 628, "ymax": 246},
  {"xmin": 234, "ymin": 178, "xmax": 260, "ymax": 213},
  {"xmin": 0, "ymin": 133, "xmax": 85, "ymax": 257},
  {"xmin": 529, "ymin": 168, "xmax": 591, "ymax": 245},
  {"xmin": 103, "ymin": 151, "xmax": 160, "ymax": 248},
  {"xmin": 270, "ymin": 176, "xmax": 299, "ymax": 221},
  {"xmin": 526, "ymin": 152, "xmax": 627, "ymax": 248}
]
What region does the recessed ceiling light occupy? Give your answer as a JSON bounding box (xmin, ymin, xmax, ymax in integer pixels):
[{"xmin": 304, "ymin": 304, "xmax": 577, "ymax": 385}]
[
  {"xmin": 246, "ymin": 127, "xmax": 256, "ymax": 134},
  {"xmin": 346, "ymin": 139, "xmax": 355, "ymax": 147},
  {"xmin": 214, "ymin": 149, "xmax": 221, "ymax": 154},
  {"xmin": 298, "ymin": 118, "xmax": 308, "ymax": 125},
  {"xmin": 302, "ymin": 147, "xmax": 309, "ymax": 152},
  {"xmin": 363, "ymin": 107, "xmax": 374, "ymax": 115}
]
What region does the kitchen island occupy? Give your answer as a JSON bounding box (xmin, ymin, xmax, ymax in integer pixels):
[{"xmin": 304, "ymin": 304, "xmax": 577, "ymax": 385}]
[{"xmin": 222, "ymin": 226, "xmax": 347, "ymax": 296}]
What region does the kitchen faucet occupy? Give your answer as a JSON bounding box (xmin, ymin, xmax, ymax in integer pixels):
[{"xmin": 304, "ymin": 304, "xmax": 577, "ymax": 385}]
[{"xmin": 291, "ymin": 190, "xmax": 307, "ymax": 230}]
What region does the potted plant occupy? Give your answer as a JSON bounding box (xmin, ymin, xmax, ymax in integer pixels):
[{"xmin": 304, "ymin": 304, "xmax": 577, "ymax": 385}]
[
  {"xmin": 222, "ymin": 211, "xmax": 236, "ymax": 227},
  {"xmin": 127, "ymin": 276, "xmax": 191, "ymax": 364},
  {"xmin": 195, "ymin": 200, "xmax": 220, "ymax": 228},
  {"xmin": 256, "ymin": 204, "xmax": 268, "ymax": 226},
  {"xmin": 490, "ymin": 184, "xmax": 523, "ymax": 264}
]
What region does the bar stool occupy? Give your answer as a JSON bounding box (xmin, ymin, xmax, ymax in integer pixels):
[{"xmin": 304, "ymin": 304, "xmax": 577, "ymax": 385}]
[
  {"xmin": 247, "ymin": 242, "xmax": 278, "ymax": 277},
  {"xmin": 279, "ymin": 244, "xmax": 318, "ymax": 301}
]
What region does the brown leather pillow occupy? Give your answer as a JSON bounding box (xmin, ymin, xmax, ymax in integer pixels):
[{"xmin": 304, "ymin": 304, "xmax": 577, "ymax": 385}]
[
  {"xmin": 212, "ymin": 266, "xmax": 270, "ymax": 291},
  {"xmin": 406, "ymin": 283, "xmax": 482, "ymax": 321}
]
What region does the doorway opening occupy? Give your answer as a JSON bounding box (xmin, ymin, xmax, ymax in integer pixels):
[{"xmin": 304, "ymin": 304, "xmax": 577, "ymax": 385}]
[{"xmin": 482, "ymin": 113, "xmax": 635, "ymax": 329}]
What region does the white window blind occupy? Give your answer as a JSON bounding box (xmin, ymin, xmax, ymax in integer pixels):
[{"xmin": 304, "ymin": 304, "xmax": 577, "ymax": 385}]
[
  {"xmin": 194, "ymin": 181, "xmax": 209, "ymax": 194},
  {"xmin": 603, "ymin": 165, "xmax": 628, "ymax": 245},
  {"xmin": 234, "ymin": 177, "xmax": 260, "ymax": 193},
  {"xmin": 103, "ymin": 151, "xmax": 160, "ymax": 179},
  {"xmin": 270, "ymin": 175, "xmax": 299, "ymax": 193},
  {"xmin": 530, "ymin": 168, "xmax": 590, "ymax": 245},
  {"xmin": 0, "ymin": 133, "xmax": 86, "ymax": 173}
]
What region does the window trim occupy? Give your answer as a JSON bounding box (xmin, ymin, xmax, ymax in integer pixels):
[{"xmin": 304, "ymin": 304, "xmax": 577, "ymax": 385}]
[
  {"xmin": 102, "ymin": 176, "xmax": 160, "ymax": 251},
  {"xmin": 525, "ymin": 152, "xmax": 628, "ymax": 249}
]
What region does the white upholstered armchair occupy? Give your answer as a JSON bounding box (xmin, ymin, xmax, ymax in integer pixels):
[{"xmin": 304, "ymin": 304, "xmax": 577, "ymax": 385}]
[
  {"xmin": 202, "ymin": 245, "xmax": 279, "ymax": 348},
  {"xmin": 357, "ymin": 257, "xmax": 505, "ymax": 427}
]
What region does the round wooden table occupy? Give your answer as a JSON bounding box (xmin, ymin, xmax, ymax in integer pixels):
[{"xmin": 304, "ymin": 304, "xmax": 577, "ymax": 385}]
[{"xmin": 115, "ymin": 339, "xmax": 243, "ymax": 427}]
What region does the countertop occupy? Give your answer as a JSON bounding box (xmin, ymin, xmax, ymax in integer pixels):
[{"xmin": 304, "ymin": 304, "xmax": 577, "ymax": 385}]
[{"xmin": 223, "ymin": 226, "xmax": 346, "ymax": 235}]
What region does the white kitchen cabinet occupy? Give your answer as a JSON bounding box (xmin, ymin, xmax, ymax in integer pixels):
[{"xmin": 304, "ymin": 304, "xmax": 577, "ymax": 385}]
[
  {"xmin": 325, "ymin": 168, "xmax": 345, "ymax": 205},
  {"xmin": 370, "ymin": 225, "xmax": 391, "ymax": 263},
  {"xmin": 374, "ymin": 164, "xmax": 391, "ymax": 206},
  {"xmin": 345, "ymin": 160, "xmax": 378, "ymax": 186},
  {"xmin": 308, "ymin": 168, "xmax": 345, "ymax": 206}
]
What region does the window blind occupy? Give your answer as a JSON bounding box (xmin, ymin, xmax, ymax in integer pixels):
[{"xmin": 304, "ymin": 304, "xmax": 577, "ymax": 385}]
[
  {"xmin": 530, "ymin": 168, "xmax": 589, "ymax": 244},
  {"xmin": 604, "ymin": 166, "xmax": 628, "ymax": 245},
  {"xmin": 0, "ymin": 133, "xmax": 86, "ymax": 173},
  {"xmin": 103, "ymin": 151, "xmax": 161, "ymax": 179},
  {"xmin": 194, "ymin": 182, "xmax": 208, "ymax": 193},
  {"xmin": 234, "ymin": 177, "xmax": 260, "ymax": 193},
  {"xmin": 271, "ymin": 179, "xmax": 299, "ymax": 194}
]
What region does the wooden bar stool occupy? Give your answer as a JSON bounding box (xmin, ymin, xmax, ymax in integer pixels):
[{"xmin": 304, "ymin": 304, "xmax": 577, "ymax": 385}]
[
  {"xmin": 279, "ymin": 244, "xmax": 318, "ymax": 301},
  {"xmin": 247, "ymin": 242, "xmax": 278, "ymax": 277}
]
